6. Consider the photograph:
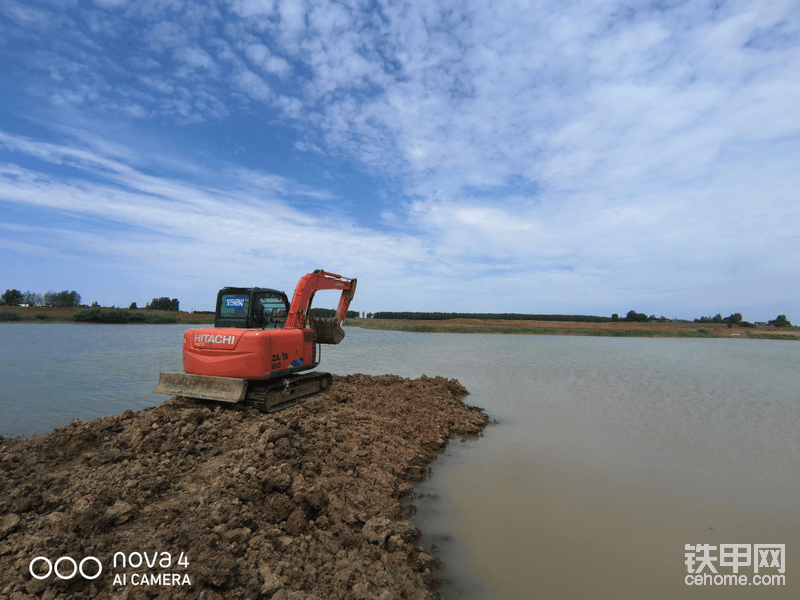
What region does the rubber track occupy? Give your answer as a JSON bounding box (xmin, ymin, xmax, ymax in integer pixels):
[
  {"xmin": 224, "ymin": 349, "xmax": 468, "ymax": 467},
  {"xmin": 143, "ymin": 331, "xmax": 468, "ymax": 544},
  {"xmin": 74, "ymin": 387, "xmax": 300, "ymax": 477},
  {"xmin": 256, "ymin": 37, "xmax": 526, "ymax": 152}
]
[{"xmin": 244, "ymin": 372, "xmax": 333, "ymax": 413}]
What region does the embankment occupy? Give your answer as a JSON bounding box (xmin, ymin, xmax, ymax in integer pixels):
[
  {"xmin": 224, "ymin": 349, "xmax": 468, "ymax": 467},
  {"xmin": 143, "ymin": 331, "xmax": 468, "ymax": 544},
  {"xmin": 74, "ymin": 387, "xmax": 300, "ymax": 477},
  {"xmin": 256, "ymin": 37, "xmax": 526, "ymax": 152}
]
[
  {"xmin": 0, "ymin": 375, "xmax": 488, "ymax": 600},
  {"xmin": 0, "ymin": 306, "xmax": 212, "ymax": 324},
  {"xmin": 348, "ymin": 318, "xmax": 800, "ymax": 339}
]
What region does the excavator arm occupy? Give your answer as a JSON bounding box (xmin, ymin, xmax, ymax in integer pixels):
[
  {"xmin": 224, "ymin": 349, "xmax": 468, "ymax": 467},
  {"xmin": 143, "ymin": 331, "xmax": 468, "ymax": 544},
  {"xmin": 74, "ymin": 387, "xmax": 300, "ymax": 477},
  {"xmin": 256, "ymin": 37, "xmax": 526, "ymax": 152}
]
[{"xmin": 285, "ymin": 270, "xmax": 357, "ymax": 330}]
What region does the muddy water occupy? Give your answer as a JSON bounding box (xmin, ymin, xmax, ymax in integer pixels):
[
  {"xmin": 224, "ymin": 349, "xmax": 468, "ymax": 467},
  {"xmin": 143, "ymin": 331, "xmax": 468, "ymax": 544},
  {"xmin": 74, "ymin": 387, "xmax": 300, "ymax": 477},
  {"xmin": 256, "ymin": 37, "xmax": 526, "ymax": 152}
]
[
  {"xmin": 324, "ymin": 331, "xmax": 800, "ymax": 600},
  {"xmin": 2, "ymin": 324, "xmax": 798, "ymax": 598}
]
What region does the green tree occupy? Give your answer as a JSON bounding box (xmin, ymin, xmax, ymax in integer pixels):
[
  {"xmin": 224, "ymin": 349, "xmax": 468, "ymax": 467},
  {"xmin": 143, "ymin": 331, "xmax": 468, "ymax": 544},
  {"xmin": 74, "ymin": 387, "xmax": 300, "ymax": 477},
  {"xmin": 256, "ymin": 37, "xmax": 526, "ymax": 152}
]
[
  {"xmin": 611, "ymin": 313, "xmax": 619, "ymax": 321},
  {"xmin": 44, "ymin": 290, "xmax": 81, "ymax": 307},
  {"xmin": 625, "ymin": 310, "xmax": 648, "ymax": 322},
  {"xmin": 768, "ymin": 314, "xmax": 792, "ymax": 327},
  {"xmin": 1, "ymin": 289, "xmax": 23, "ymax": 306},
  {"xmin": 723, "ymin": 313, "xmax": 743, "ymax": 328},
  {"xmin": 147, "ymin": 297, "xmax": 180, "ymax": 311},
  {"xmin": 21, "ymin": 291, "xmax": 43, "ymax": 306},
  {"xmin": 130, "ymin": 302, "xmax": 138, "ymax": 309}
]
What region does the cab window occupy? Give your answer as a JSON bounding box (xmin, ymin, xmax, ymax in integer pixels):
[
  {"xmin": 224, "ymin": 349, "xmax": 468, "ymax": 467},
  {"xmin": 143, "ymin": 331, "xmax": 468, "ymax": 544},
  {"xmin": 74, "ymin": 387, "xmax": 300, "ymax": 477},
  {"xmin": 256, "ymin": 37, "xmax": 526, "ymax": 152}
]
[
  {"xmin": 254, "ymin": 292, "xmax": 288, "ymax": 328},
  {"xmin": 220, "ymin": 294, "xmax": 249, "ymax": 319}
]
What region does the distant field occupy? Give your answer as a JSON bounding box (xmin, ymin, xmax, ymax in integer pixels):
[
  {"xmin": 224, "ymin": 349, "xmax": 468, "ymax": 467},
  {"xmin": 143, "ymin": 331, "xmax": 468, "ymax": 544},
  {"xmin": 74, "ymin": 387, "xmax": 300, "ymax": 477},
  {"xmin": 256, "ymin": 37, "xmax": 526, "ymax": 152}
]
[
  {"xmin": 347, "ymin": 318, "xmax": 799, "ymax": 339},
  {"xmin": 0, "ymin": 305, "xmax": 214, "ymax": 324}
]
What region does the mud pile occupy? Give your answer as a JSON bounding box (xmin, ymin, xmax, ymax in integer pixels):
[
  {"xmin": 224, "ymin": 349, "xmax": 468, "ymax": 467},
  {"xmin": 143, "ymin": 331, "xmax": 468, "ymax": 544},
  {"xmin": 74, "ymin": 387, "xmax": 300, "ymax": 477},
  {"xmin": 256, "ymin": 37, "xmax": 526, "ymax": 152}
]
[{"xmin": 0, "ymin": 374, "xmax": 488, "ymax": 600}]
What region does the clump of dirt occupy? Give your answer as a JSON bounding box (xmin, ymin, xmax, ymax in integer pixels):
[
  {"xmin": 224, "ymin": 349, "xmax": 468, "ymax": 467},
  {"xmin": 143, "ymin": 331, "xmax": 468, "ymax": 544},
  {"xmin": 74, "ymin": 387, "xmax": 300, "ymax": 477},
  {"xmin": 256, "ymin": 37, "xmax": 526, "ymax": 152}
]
[{"xmin": 0, "ymin": 374, "xmax": 488, "ymax": 600}]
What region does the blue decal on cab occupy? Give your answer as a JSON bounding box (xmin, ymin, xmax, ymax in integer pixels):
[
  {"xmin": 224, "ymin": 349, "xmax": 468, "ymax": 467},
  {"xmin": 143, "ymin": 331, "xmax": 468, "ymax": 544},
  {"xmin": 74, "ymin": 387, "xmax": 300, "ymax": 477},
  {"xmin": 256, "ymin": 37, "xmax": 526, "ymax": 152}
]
[{"xmin": 225, "ymin": 296, "xmax": 246, "ymax": 308}]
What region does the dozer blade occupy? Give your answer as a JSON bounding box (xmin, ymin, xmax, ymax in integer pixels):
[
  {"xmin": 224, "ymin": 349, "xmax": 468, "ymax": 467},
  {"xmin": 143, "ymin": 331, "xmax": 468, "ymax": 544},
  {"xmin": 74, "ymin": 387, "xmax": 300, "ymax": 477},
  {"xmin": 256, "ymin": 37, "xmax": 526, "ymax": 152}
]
[
  {"xmin": 308, "ymin": 317, "xmax": 346, "ymax": 344},
  {"xmin": 154, "ymin": 372, "xmax": 248, "ymax": 403}
]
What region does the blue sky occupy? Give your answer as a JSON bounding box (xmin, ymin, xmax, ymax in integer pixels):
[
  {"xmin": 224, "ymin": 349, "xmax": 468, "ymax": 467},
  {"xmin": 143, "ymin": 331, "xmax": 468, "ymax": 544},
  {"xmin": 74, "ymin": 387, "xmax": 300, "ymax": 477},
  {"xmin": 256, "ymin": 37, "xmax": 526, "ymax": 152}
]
[{"xmin": 1, "ymin": 0, "xmax": 798, "ymax": 320}]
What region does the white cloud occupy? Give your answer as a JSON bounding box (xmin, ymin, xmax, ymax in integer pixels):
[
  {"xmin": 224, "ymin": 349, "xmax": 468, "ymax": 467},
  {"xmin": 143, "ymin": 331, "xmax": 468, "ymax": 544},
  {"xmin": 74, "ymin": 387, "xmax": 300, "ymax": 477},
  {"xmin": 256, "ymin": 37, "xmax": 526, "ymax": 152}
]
[
  {"xmin": 245, "ymin": 42, "xmax": 269, "ymax": 66},
  {"xmin": 139, "ymin": 75, "xmax": 175, "ymax": 94},
  {"xmin": 92, "ymin": 0, "xmax": 128, "ymax": 8},
  {"xmin": 276, "ymin": 0, "xmax": 306, "ymax": 48},
  {"xmin": 227, "ymin": 0, "xmax": 275, "ymax": 19},
  {"xmin": 245, "ymin": 42, "xmax": 294, "ymax": 79},
  {"xmin": 145, "ymin": 21, "xmax": 189, "ymax": 51},
  {"xmin": 0, "ymin": 0, "xmax": 69, "ymax": 29},
  {"xmin": 233, "ymin": 68, "xmax": 271, "ymax": 100},
  {"xmin": 124, "ymin": 103, "xmax": 148, "ymax": 118},
  {"xmin": 173, "ymin": 46, "xmax": 216, "ymax": 70}
]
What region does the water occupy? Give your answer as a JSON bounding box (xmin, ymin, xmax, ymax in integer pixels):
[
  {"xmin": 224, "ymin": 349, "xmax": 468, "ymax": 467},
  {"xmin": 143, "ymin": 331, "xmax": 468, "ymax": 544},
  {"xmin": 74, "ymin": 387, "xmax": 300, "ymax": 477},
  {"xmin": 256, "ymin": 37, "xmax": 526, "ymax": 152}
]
[
  {"xmin": 0, "ymin": 324, "xmax": 197, "ymax": 436},
  {"xmin": 1, "ymin": 324, "xmax": 798, "ymax": 598}
]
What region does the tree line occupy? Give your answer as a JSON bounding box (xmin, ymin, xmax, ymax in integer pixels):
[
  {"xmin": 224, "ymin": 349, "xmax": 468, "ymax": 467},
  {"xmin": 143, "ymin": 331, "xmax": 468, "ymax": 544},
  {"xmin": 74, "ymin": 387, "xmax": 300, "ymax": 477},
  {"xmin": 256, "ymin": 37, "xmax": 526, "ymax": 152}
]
[
  {"xmin": 145, "ymin": 297, "xmax": 180, "ymax": 311},
  {"xmin": 1, "ymin": 289, "xmax": 180, "ymax": 312},
  {"xmin": 309, "ymin": 308, "xmax": 360, "ymax": 319},
  {"xmin": 693, "ymin": 313, "xmax": 792, "ymax": 327},
  {"xmin": 363, "ymin": 310, "xmax": 794, "ymax": 327},
  {"xmin": 1, "ymin": 289, "xmax": 82, "ymax": 307}
]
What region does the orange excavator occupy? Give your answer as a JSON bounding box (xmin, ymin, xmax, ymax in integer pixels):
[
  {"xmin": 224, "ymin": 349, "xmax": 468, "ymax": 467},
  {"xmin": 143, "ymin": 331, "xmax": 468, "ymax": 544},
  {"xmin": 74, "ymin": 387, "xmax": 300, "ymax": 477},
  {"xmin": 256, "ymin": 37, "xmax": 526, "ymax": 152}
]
[{"xmin": 154, "ymin": 270, "xmax": 356, "ymax": 412}]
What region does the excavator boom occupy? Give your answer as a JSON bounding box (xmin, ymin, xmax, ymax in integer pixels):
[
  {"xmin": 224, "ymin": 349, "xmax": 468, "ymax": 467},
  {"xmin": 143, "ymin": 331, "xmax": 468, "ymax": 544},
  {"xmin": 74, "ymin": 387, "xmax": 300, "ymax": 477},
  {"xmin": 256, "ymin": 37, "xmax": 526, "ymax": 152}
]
[{"xmin": 285, "ymin": 270, "xmax": 357, "ymax": 330}]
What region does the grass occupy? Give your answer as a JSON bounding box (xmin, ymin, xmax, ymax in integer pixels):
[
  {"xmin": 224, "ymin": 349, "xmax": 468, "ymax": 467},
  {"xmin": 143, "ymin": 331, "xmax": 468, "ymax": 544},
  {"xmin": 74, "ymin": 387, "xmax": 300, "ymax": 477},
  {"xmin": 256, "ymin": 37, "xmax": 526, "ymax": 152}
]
[
  {"xmin": 572, "ymin": 329, "xmax": 676, "ymax": 337},
  {"xmin": 676, "ymin": 329, "xmax": 718, "ymax": 337},
  {"xmin": 749, "ymin": 333, "xmax": 799, "ymax": 341},
  {"xmin": 72, "ymin": 308, "xmax": 178, "ymax": 324}
]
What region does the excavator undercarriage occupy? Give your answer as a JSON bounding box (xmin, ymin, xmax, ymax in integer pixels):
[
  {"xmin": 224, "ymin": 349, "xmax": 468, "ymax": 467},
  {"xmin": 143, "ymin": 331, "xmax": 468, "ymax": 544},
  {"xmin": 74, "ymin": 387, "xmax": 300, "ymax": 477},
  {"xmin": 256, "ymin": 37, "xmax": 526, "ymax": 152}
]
[{"xmin": 154, "ymin": 371, "xmax": 333, "ymax": 413}]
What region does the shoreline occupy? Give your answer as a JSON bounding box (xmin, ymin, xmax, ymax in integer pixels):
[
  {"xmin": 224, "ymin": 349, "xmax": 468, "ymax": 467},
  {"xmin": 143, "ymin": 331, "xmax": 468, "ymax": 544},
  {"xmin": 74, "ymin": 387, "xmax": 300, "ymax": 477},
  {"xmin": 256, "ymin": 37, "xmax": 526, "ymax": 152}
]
[
  {"xmin": 346, "ymin": 318, "xmax": 799, "ymax": 340},
  {"xmin": 0, "ymin": 306, "xmax": 213, "ymax": 325},
  {"xmin": 0, "ymin": 374, "xmax": 488, "ymax": 600}
]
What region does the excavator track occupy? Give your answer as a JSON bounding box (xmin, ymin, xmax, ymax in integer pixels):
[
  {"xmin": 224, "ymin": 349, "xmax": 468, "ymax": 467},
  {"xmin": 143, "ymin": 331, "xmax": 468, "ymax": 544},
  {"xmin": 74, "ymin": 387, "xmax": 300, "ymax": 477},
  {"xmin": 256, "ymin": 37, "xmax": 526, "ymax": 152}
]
[{"xmin": 244, "ymin": 372, "xmax": 334, "ymax": 413}]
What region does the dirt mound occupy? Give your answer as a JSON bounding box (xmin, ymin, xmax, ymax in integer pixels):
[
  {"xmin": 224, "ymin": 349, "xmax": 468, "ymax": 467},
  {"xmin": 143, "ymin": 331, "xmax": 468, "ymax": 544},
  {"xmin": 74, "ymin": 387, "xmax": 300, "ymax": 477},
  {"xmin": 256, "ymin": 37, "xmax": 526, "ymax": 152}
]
[{"xmin": 0, "ymin": 374, "xmax": 488, "ymax": 600}]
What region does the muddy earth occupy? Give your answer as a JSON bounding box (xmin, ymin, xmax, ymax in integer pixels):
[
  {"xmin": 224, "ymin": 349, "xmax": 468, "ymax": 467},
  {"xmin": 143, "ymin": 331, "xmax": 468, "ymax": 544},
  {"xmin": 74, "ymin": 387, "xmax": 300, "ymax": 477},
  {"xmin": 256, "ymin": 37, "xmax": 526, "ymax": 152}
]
[{"xmin": 0, "ymin": 375, "xmax": 488, "ymax": 600}]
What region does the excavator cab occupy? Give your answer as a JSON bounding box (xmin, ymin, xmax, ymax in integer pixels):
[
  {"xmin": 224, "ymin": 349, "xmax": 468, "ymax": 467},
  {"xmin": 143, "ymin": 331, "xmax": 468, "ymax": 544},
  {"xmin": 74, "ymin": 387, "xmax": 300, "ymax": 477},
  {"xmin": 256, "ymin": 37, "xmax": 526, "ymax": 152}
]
[{"xmin": 215, "ymin": 287, "xmax": 290, "ymax": 329}]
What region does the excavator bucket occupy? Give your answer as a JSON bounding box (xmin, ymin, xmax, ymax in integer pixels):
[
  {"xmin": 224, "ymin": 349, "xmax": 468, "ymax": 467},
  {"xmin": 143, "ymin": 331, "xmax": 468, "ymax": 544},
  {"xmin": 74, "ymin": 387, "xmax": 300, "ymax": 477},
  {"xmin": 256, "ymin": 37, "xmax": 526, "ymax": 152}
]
[
  {"xmin": 308, "ymin": 317, "xmax": 346, "ymax": 345},
  {"xmin": 154, "ymin": 372, "xmax": 248, "ymax": 403}
]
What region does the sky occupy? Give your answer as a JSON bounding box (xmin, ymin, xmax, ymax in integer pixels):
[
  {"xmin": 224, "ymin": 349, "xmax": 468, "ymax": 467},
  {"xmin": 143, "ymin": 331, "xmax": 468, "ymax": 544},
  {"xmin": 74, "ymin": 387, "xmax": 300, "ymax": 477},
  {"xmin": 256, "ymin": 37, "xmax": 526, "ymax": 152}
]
[{"xmin": 0, "ymin": 0, "xmax": 798, "ymax": 321}]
